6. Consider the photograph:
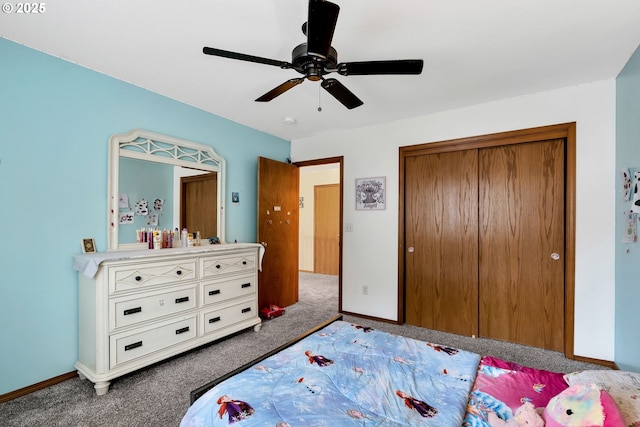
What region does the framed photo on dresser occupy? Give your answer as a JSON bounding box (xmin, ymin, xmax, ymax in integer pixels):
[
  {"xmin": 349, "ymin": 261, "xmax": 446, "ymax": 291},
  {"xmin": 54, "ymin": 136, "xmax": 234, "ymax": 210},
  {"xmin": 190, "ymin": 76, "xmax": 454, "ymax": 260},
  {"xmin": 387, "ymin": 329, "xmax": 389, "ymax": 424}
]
[{"xmin": 81, "ymin": 238, "xmax": 96, "ymax": 253}]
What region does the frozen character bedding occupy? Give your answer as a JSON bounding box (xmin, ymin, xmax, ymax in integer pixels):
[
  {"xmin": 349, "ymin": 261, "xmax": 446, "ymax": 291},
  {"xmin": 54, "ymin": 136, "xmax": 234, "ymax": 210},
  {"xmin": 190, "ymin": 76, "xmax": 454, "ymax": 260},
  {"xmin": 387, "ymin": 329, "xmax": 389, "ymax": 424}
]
[{"xmin": 181, "ymin": 320, "xmax": 481, "ymax": 426}]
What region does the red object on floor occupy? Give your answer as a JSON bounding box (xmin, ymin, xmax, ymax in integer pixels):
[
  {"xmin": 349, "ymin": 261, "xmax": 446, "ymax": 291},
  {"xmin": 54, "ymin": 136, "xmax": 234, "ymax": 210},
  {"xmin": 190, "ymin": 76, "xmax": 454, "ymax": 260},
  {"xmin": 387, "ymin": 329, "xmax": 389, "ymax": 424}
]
[{"xmin": 260, "ymin": 305, "xmax": 285, "ymax": 320}]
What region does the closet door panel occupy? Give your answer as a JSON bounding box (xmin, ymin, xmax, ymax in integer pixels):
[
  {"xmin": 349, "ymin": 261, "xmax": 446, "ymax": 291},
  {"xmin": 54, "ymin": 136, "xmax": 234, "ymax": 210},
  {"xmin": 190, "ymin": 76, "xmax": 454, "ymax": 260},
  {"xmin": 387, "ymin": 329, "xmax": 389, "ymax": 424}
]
[
  {"xmin": 478, "ymin": 139, "xmax": 565, "ymax": 351},
  {"xmin": 405, "ymin": 150, "xmax": 479, "ymax": 336}
]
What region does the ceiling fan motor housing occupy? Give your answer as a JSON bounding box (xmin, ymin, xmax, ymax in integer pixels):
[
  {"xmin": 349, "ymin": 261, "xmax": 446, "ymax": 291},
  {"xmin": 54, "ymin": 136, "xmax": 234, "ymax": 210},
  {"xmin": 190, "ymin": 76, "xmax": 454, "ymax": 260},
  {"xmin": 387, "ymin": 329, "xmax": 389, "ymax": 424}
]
[{"xmin": 292, "ymin": 43, "xmax": 337, "ymax": 81}]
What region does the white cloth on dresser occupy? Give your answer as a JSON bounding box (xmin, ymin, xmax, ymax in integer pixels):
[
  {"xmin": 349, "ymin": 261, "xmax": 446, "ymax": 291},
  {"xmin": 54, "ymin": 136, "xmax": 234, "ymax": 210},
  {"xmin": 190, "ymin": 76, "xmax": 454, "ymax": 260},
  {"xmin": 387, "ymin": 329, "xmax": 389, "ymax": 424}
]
[{"xmin": 73, "ymin": 243, "xmax": 265, "ymax": 278}]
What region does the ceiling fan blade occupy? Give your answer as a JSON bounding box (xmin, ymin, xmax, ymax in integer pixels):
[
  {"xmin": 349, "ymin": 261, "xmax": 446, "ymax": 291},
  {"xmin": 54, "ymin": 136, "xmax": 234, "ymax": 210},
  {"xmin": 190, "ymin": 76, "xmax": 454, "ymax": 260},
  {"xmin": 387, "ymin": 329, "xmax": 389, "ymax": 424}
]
[
  {"xmin": 321, "ymin": 78, "xmax": 363, "ymax": 109},
  {"xmin": 306, "ymin": 0, "xmax": 340, "ymax": 59},
  {"xmin": 337, "ymin": 59, "xmax": 424, "ymax": 76},
  {"xmin": 203, "ymin": 47, "xmax": 292, "ymax": 69},
  {"xmin": 255, "ymin": 78, "xmax": 305, "ymax": 102}
]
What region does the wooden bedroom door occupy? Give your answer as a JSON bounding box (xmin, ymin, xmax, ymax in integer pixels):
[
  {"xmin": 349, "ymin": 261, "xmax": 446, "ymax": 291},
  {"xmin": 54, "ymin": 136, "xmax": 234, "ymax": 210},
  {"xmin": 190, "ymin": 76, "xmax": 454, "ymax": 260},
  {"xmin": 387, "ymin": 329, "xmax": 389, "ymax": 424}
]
[
  {"xmin": 257, "ymin": 157, "xmax": 300, "ymax": 309},
  {"xmin": 478, "ymin": 139, "xmax": 565, "ymax": 351},
  {"xmin": 314, "ymin": 184, "xmax": 340, "ymax": 275},
  {"xmin": 404, "ymin": 150, "xmax": 479, "ymax": 337},
  {"xmin": 181, "ymin": 172, "xmax": 218, "ymax": 238}
]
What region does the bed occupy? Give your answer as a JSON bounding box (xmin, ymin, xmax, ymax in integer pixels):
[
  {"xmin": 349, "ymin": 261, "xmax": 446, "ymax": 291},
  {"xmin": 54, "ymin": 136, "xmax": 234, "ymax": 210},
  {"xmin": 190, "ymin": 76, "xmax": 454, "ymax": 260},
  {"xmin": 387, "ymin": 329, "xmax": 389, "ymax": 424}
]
[{"xmin": 181, "ymin": 316, "xmax": 640, "ymax": 426}]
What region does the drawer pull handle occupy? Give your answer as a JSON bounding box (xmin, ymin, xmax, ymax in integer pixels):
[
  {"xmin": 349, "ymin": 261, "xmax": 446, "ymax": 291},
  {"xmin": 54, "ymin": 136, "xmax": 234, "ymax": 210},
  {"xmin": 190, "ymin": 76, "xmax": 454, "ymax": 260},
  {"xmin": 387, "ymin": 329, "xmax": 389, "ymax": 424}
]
[
  {"xmin": 175, "ymin": 296, "xmax": 189, "ymax": 304},
  {"xmin": 209, "ymin": 316, "xmax": 221, "ymax": 324},
  {"xmin": 135, "ymin": 276, "xmax": 142, "ymax": 281},
  {"xmin": 176, "ymin": 270, "xmax": 182, "ymax": 275},
  {"xmin": 242, "ymin": 307, "xmax": 251, "ymax": 313},
  {"xmin": 175, "ymin": 326, "xmax": 190, "ymax": 335},
  {"xmin": 241, "ymin": 283, "xmax": 251, "ymax": 288},
  {"xmin": 242, "ymin": 261, "xmax": 247, "ymax": 265},
  {"xmin": 124, "ymin": 307, "xmax": 142, "ymax": 316},
  {"xmin": 209, "ymin": 289, "xmax": 221, "ymax": 296},
  {"xmin": 125, "ymin": 341, "xmax": 142, "ymax": 351},
  {"xmin": 215, "ymin": 264, "xmax": 221, "ymax": 269}
]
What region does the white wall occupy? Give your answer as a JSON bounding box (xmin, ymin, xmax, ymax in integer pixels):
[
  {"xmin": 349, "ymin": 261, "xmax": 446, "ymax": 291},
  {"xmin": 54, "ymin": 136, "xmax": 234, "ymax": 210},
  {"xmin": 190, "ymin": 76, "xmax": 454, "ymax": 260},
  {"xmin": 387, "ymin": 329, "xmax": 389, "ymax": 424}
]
[{"xmin": 291, "ymin": 80, "xmax": 616, "ymax": 361}]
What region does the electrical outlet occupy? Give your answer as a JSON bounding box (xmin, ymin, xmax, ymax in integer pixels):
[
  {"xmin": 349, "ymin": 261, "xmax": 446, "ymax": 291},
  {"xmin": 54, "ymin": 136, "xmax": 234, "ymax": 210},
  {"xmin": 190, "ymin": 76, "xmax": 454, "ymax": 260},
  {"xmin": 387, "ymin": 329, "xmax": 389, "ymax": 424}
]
[
  {"xmin": 362, "ymin": 285, "xmax": 368, "ymax": 295},
  {"xmin": 345, "ymin": 223, "xmax": 354, "ymax": 232}
]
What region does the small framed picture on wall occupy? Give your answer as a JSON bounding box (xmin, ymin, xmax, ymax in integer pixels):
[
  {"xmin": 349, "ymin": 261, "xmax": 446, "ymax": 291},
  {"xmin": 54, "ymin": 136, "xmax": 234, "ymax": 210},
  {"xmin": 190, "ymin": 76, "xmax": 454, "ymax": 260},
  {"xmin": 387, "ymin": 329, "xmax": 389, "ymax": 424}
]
[
  {"xmin": 355, "ymin": 176, "xmax": 386, "ymax": 210},
  {"xmin": 82, "ymin": 238, "xmax": 96, "ymax": 254}
]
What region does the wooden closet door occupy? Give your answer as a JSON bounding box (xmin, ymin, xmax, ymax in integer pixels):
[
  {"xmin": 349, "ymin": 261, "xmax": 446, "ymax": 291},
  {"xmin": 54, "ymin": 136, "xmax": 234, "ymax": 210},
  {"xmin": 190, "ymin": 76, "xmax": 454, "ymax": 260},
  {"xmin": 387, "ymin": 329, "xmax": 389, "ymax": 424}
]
[
  {"xmin": 478, "ymin": 139, "xmax": 565, "ymax": 351},
  {"xmin": 405, "ymin": 150, "xmax": 479, "ymax": 336}
]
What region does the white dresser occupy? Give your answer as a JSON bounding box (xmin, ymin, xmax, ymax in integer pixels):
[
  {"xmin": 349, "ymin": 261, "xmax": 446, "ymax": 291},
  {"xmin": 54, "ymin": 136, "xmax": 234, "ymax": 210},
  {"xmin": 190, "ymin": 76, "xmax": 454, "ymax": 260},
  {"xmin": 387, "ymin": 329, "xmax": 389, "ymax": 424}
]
[{"xmin": 74, "ymin": 244, "xmax": 262, "ymax": 395}]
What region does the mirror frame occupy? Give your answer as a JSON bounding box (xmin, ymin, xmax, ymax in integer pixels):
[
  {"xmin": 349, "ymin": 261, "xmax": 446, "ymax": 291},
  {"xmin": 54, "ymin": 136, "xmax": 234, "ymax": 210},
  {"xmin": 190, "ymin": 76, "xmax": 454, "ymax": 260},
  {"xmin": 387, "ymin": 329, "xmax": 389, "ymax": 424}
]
[{"xmin": 108, "ymin": 129, "xmax": 225, "ymax": 250}]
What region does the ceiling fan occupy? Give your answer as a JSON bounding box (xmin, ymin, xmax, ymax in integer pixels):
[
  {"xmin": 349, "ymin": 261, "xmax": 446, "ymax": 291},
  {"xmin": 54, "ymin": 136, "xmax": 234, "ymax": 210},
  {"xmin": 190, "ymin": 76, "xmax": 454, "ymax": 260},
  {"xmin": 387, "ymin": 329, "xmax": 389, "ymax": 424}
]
[{"xmin": 202, "ymin": 0, "xmax": 424, "ymax": 109}]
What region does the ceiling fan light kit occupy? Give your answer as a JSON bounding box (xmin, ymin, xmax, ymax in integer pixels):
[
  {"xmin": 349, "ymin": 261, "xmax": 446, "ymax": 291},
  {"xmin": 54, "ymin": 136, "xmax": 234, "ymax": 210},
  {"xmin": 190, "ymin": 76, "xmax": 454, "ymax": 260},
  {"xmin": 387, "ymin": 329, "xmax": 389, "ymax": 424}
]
[{"xmin": 203, "ymin": 0, "xmax": 423, "ymax": 109}]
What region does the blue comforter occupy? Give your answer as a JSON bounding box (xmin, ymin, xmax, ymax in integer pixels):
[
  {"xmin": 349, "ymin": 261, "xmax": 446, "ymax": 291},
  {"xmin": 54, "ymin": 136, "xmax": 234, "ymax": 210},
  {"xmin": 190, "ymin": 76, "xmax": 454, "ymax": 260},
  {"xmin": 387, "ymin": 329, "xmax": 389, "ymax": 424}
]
[{"xmin": 181, "ymin": 320, "xmax": 480, "ymax": 426}]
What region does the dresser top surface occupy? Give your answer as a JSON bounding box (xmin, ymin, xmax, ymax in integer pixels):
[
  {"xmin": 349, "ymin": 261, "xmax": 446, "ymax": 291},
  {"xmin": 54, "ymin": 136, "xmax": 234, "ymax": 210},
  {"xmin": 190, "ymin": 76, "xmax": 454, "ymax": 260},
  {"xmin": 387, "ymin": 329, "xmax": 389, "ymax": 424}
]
[{"xmin": 74, "ymin": 243, "xmax": 263, "ymax": 278}]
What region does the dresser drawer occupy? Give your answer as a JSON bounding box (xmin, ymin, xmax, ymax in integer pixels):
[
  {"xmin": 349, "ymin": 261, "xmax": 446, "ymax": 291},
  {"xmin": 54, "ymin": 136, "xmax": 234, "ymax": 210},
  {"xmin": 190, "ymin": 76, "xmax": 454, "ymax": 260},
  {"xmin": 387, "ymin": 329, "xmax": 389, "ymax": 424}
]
[
  {"xmin": 202, "ymin": 274, "xmax": 256, "ymax": 306},
  {"xmin": 110, "ymin": 316, "xmax": 197, "ymax": 369},
  {"xmin": 110, "ymin": 285, "xmax": 197, "ymax": 330},
  {"xmin": 201, "ymin": 298, "xmax": 257, "ymax": 335},
  {"xmin": 108, "ymin": 259, "xmax": 197, "ymax": 294},
  {"xmin": 201, "ymin": 252, "xmax": 256, "ymax": 278}
]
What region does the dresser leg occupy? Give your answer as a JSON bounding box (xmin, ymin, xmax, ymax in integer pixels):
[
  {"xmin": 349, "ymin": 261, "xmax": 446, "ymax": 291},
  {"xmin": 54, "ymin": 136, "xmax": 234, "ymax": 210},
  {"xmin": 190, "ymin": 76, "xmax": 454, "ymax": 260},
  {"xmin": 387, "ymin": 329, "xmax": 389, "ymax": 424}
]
[
  {"xmin": 77, "ymin": 371, "xmax": 87, "ymax": 381},
  {"xmin": 254, "ymin": 323, "xmax": 262, "ymax": 332},
  {"xmin": 94, "ymin": 381, "xmax": 111, "ymax": 396}
]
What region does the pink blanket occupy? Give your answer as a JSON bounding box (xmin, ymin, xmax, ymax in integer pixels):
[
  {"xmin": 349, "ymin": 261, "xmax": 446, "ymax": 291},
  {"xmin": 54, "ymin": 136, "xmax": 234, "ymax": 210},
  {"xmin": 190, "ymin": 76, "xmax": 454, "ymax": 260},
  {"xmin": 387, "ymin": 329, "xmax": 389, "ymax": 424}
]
[{"xmin": 464, "ymin": 356, "xmax": 568, "ymax": 426}]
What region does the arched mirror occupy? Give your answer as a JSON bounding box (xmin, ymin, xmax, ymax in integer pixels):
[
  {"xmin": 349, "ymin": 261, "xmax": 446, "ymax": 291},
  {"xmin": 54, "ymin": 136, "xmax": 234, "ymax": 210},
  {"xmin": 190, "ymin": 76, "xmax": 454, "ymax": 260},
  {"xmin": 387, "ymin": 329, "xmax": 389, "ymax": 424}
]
[{"xmin": 108, "ymin": 129, "xmax": 225, "ymax": 250}]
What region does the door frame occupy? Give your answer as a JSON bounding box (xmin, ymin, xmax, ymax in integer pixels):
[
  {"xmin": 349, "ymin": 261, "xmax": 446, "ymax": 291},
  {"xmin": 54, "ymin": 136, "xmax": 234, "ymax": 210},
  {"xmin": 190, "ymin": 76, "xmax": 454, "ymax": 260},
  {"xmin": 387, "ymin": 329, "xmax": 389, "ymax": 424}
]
[
  {"xmin": 398, "ymin": 123, "xmax": 576, "ymax": 358},
  {"xmin": 295, "ymin": 156, "xmax": 344, "ymax": 313}
]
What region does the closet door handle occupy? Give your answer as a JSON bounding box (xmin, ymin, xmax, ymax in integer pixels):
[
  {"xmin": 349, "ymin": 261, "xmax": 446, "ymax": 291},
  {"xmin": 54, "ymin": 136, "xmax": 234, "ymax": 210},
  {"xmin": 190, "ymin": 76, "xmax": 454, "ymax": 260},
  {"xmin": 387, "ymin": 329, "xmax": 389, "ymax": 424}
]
[{"xmin": 407, "ymin": 247, "xmax": 415, "ymax": 253}]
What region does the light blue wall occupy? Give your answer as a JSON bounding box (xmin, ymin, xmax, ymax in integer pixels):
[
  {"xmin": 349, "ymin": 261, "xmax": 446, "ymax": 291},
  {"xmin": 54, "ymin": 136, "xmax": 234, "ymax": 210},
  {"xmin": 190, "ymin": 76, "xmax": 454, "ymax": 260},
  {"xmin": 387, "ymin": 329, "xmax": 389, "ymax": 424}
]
[
  {"xmin": 615, "ymin": 45, "xmax": 640, "ymax": 371},
  {"xmin": 118, "ymin": 158, "xmax": 175, "ymax": 244},
  {"xmin": 0, "ymin": 38, "xmax": 289, "ymax": 394}
]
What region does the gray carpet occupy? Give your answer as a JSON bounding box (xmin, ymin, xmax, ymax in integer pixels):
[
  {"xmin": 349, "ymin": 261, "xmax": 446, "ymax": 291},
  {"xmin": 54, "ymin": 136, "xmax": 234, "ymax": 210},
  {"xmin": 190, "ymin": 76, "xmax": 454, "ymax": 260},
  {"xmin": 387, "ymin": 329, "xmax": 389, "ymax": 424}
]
[{"xmin": 0, "ymin": 272, "xmax": 606, "ymax": 426}]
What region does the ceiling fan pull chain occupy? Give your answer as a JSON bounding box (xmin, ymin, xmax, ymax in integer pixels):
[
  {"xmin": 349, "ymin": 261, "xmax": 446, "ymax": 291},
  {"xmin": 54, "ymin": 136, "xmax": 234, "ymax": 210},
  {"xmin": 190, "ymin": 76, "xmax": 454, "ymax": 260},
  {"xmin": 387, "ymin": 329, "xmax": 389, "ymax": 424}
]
[{"xmin": 317, "ymin": 84, "xmax": 322, "ymax": 112}]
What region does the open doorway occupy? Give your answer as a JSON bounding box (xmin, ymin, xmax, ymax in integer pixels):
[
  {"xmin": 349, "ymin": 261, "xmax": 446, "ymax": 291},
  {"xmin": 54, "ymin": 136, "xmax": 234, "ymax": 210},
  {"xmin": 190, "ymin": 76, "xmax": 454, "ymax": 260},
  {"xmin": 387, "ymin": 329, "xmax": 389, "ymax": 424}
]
[{"xmin": 296, "ymin": 158, "xmax": 342, "ymax": 313}]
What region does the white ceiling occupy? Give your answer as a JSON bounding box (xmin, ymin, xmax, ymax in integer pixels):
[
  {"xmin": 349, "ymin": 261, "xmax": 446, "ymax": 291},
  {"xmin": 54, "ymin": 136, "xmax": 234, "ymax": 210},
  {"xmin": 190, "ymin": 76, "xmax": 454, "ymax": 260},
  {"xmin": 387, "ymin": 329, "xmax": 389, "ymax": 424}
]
[{"xmin": 3, "ymin": 0, "xmax": 640, "ymax": 141}]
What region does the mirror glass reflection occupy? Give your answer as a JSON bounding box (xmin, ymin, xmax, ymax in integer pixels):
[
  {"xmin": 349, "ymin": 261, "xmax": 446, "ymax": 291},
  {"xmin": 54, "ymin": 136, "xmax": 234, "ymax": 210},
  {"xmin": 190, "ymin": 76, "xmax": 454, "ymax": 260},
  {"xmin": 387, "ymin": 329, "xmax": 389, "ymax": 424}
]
[{"xmin": 117, "ymin": 158, "xmax": 217, "ymax": 244}]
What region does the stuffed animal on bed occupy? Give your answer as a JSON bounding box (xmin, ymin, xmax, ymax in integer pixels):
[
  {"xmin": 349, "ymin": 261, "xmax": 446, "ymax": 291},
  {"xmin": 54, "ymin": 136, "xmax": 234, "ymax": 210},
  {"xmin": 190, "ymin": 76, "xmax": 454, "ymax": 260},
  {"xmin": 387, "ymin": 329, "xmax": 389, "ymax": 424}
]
[
  {"xmin": 542, "ymin": 383, "xmax": 626, "ymax": 427},
  {"xmin": 487, "ymin": 401, "xmax": 544, "ymax": 426}
]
